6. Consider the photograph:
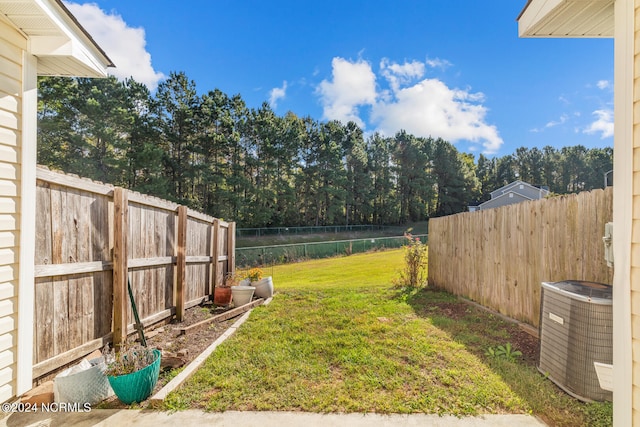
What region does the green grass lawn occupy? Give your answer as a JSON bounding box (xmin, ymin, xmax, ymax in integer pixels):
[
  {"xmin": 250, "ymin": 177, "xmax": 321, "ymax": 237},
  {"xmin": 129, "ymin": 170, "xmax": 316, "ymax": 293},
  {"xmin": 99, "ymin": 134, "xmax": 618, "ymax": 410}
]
[{"xmin": 164, "ymin": 249, "xmax": 611, "ymax": 426}]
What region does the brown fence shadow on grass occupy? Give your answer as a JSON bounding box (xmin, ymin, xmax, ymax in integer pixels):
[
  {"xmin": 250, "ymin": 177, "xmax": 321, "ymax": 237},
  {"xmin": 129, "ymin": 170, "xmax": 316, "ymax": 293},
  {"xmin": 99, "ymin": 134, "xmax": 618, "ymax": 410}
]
[
  {"xmin": 392, "ymin": 287, "xmax": 543, "ymax": 385},
  {"xmin": 392, "ymin": 286, "xmax": 538, "ymax": 362},
  {"xmin": 392, "ymin": 285, "xmax": 598, "ymax": 426}
]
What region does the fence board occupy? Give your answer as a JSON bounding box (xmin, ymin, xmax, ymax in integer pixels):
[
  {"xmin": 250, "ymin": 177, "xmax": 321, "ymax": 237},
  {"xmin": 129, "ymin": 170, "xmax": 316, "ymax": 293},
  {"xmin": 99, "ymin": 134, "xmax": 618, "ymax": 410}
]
[
  {"xmin": 428, "ymin": 188, "xmax": 613, "ymax": 327},
  {"xmin": 33, "ymin": 167, "xmax": 235, "ymax": 377},
  {"xmin": 53, "ymin": 276, "xmax": 69, "ymax": 356},
  {"xmin": 34, "ymin": 278, "xmax": 53, "ymax": 363}
]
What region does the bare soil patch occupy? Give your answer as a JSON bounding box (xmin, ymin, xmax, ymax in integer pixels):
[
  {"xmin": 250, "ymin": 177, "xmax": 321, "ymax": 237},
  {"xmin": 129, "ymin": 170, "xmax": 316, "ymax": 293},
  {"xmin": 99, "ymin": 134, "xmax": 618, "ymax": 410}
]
[{"xmin": 98, "ymin": 302, "xmax": 239, "ymax": 409}]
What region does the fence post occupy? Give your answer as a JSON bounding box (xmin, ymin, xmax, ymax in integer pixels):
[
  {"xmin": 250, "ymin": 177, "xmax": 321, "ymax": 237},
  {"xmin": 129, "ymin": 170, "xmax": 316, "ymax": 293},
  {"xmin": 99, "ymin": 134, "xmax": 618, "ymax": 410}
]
[
  {"xmin": 212, "ymin": 219, "xmax": 220, "ymax": 286},
  {"xmin": 227, "ymin": 222, "xmax": 236, "ymax": 276},
  {"xmin": 207, "ymin": 218, "xmax": 215, "ymax": 296},
  {"xmin": 176, "ymin": 206, "xmax": 187, "ymax": 322},
  {"xmin": 112, "ymin": 187, "xmax": 128, "ymax": 349}
]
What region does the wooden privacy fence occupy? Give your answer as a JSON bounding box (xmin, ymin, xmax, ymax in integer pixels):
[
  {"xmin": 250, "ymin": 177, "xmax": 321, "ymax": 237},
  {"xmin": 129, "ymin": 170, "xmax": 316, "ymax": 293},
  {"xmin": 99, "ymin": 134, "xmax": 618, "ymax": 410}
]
[
  {"xmin": 428, "ymin": 187, "xmax": 613, "ymax": 328},
  {"xmin": 33, "ymin": 167, "xmax": 235, "ymax": 378}
]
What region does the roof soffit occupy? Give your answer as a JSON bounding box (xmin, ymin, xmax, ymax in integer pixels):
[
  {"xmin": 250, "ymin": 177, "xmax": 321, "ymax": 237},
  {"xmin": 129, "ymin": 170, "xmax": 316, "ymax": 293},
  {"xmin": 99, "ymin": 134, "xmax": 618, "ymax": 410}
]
[
  {"xmin": 0, "ymin": 0, "xmax": 113, "ymax": 76},
  {"xmin": 518, "ymin": 0, "xmax": 614, "ymax": 38}
]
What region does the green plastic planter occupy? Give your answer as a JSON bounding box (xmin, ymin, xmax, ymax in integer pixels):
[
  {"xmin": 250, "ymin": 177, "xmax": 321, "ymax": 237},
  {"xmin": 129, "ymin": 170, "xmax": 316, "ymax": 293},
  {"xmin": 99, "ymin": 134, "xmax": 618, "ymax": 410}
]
[{"xmin": 107, "ymin": 349, "xmax": 161, "ymax": 404}]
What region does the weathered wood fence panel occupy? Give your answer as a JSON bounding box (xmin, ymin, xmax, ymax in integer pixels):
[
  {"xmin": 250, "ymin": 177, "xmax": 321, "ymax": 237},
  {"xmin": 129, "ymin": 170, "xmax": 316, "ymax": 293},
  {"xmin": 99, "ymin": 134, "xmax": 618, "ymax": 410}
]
[
  {"xmin": 33, "ymin": 167, "xmax": 235, "ymax": 378},
  {"xmin": 428, "ymin": 188, "xmax": 613, "ymax": 327},
  {"xmin": 185, "ymin": 213, "xmax": 214, "ymax": 307}
]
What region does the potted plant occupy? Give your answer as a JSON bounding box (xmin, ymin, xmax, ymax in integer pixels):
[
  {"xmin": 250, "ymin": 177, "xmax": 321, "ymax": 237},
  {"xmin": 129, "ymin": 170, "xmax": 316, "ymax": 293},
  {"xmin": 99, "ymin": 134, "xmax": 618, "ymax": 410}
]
[
  {"xmin": 243, "ymin": 268, "xmax": 274, "ymax": 299},
  {"xmin": 231, "ymin": 269, "xmax": 256, "ymax": 306},
  {"xmin": 214, "ymin": 273, "xmax": 235, "ymax": 306},
  {"xmin": 105, "ymin": 344, "xmax": 161, "ymax": 404}
]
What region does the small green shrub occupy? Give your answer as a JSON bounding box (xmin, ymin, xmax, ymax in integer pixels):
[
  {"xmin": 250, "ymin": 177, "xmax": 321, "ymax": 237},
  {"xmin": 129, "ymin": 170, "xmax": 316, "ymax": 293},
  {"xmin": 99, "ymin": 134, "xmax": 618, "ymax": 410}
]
[
  {"xmin": 395, "ymin": 231, "xmax": 428, "ymax": 287},
  {"xmin": 485, "ymin": 343, "xmax": 522, "ymax": 362}
]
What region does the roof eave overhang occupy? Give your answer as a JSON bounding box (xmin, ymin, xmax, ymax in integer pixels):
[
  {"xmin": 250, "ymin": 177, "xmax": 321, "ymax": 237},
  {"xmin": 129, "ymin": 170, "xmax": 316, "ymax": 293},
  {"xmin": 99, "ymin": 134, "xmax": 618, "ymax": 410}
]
[
  {"xmin": 518, "ymin": 0, "xmax": 614, "ymax": 38},
  {"xmin": 0, "ymin": 0, "xmax": 114, "ymax": 77}
]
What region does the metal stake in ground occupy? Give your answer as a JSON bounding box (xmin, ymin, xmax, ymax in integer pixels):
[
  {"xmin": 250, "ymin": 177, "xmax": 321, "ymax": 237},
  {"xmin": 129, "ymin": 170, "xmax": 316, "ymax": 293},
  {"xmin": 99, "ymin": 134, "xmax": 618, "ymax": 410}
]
[{"xmin": 128, "ymin": 278, "xmax": 147, "ymax": 347}]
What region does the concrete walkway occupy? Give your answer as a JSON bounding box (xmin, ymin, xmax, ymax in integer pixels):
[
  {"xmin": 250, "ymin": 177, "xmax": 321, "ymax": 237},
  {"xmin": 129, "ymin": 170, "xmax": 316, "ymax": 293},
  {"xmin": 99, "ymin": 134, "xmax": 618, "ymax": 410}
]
[{"xmin": 0, "ymin": 409, "xmax": 546, "ymax": 427}]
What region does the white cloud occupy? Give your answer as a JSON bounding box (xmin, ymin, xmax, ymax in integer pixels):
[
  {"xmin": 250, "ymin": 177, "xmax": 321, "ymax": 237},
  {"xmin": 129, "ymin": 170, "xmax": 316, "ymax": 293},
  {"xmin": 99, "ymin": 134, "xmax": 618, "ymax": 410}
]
[
  {"xmin": 65, "ymin": 2, "xmax": 165, "ymax": 90},
  {"xmin": 584, "ymin": 109, "xmax": 614, "ymax": 139},
  {"xmin": 371, "ymin": 79, "xmax": 503, "ymax": 154},
  {"xmin": 545, "ymin": 114, "xmax": 569, "ymax": 129},
  {"xmin": 316, "ymin": 57, "xmax": 377, "ymax": 127},
  {"xmin": 316, "ymin": 57, "xmax": 502, "ymax": 154},
  {"xmin": 596, "ymin": 80, "xmax": 611, "ymax": 90},
  {"xmin": 380, "ymin": 58, "xmax": 425, "ymax": 92},
  {"xmin": 380, "ymin": 59, "xmax": 425, "ymax": 79},
  {"xmin": 269, "ymin": 81, "xmax": 287, "ymax": 108},
  {"xmin": 530, "ymin": 114, "xmax": 571, "ymax": 133},
  {"xmin": 425, "ymin": 57, "xmax": 452, "ymax": 70}
]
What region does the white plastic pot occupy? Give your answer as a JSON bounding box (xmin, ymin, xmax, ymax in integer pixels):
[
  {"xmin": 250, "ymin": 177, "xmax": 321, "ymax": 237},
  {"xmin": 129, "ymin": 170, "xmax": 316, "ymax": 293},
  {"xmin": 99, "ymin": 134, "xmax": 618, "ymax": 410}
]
[
  {"xmin": 54, "ymin": 356, "xmax": 113, "ymax": 404},
  {"xmin": 253, "ymin": 276, "xmax": 274, "ymax": 298},
  {"xmin": 231, "ymin": 285, "xmax": 255, "ymax": 306}
]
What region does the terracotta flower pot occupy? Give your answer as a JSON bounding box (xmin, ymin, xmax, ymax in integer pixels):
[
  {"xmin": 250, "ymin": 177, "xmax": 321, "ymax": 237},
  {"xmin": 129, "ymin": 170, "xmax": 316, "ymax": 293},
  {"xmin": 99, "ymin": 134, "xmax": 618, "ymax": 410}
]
[{"xmin": 213, "ymin": 287, "xmax": 232, "ymax": 306}]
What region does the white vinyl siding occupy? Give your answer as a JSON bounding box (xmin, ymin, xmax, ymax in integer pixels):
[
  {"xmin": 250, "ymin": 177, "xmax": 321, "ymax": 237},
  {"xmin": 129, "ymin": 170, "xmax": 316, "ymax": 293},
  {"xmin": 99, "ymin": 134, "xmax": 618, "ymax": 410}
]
[
  {"xmin": 632, "ymin": 0, "xmax": 640, "ymax": 422},
  {"xmin": 0, "ymin": 17, "xmax": 25, "ymax": 403}
]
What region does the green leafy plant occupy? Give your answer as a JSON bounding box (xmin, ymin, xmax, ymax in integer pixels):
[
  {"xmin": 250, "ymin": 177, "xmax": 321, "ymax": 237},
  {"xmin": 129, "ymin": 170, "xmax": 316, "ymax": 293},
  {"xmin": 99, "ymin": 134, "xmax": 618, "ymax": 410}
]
[
  {"xmin": 395, "ymin": 231, "xmax": 428, "ymax": 287},
  {"xmin": 485, "ymin": 343, "xmax": 522, "ymax": 362}
]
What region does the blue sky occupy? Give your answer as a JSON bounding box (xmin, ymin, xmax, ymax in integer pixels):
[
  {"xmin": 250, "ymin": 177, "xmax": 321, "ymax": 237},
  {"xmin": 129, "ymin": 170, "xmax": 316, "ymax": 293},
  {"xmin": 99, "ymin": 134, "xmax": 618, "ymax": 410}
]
[{"xmin": 67, "ymin": 1, "xmax": 614, "ymax": 157}]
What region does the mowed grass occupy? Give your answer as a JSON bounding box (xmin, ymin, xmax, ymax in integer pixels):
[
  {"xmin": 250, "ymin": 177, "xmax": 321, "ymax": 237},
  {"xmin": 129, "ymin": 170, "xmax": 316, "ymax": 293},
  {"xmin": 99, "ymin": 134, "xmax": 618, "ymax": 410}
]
[{"xmin": 164, "ymin": 250, "xmax": 610, "ymax": 426}]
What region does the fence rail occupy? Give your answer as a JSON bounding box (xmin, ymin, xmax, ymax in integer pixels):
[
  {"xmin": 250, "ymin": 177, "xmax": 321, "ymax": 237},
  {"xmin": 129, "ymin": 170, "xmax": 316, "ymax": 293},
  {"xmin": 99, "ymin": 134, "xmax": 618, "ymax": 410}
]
[
  {"xmin": 428, "ymin": 187, "xmax": 613, "ymax": 327},
  {"xmin": 236, "ymin": 224, "xmax": 387, "ymax": 237},
  {"xmin": 33, "ymin": 167, "xmax": 235, "ymax": 378},
  {"xmin": 236, "ymin": 234, "xmax": 426, "ymax": 268}
]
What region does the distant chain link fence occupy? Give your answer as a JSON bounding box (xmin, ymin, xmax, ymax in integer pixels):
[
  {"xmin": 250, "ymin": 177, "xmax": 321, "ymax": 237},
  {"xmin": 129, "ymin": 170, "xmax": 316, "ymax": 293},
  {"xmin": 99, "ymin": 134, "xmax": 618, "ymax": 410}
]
[
  {"xmin": 236, "ymin": 224, "xmax": 388, "ymax": 237},
  {"xmin": 236, "ymin": 234, "xmax": 428, "ymax": 268}
]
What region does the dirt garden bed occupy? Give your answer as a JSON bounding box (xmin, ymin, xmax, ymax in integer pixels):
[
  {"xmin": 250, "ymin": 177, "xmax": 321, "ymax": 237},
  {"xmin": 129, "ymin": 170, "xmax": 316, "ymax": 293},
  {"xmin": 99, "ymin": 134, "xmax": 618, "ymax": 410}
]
[{"xmin": 98, "ymin": 301, "xmax": 251, "ymax": 409}]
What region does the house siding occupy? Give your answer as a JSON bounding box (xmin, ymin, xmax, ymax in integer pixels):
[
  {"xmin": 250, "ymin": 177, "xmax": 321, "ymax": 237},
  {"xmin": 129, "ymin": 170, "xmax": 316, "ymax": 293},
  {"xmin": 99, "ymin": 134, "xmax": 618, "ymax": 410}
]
[
  {"xmin": 633, "ymin": 0, "xmax": 640, "ymax": 423},
  {"xmin": 510, "ymin": 185, "xmax": 548, "ymax": 200},
  {"xmin": 479, "ymin": 180, "xmax": 549, "ymax": 212},
  {"xmin": 478, "ymin": 192, "xmax": 531, "ymax": 210},
  {"xmin": 489, "ymin": 180, "xmax": 548, "ymax": 199},
  {"xmin": 0, "ymin": 18, "xmax": 25, "ymax": 403}
]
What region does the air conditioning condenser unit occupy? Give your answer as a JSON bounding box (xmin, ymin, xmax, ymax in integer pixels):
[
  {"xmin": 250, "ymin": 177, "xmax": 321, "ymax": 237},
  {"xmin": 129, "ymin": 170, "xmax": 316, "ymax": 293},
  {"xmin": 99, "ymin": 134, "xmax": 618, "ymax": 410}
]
[{"xmin": 538, "ymin": 280, "xmax": 612, "ymax": 402}]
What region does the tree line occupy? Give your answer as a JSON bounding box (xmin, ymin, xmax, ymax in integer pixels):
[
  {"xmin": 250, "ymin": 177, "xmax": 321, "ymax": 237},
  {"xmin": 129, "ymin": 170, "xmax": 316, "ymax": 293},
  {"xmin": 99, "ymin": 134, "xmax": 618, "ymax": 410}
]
[{"xmin": 37, "ymin": 72, "xmax": 613, "ymax": 227}]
